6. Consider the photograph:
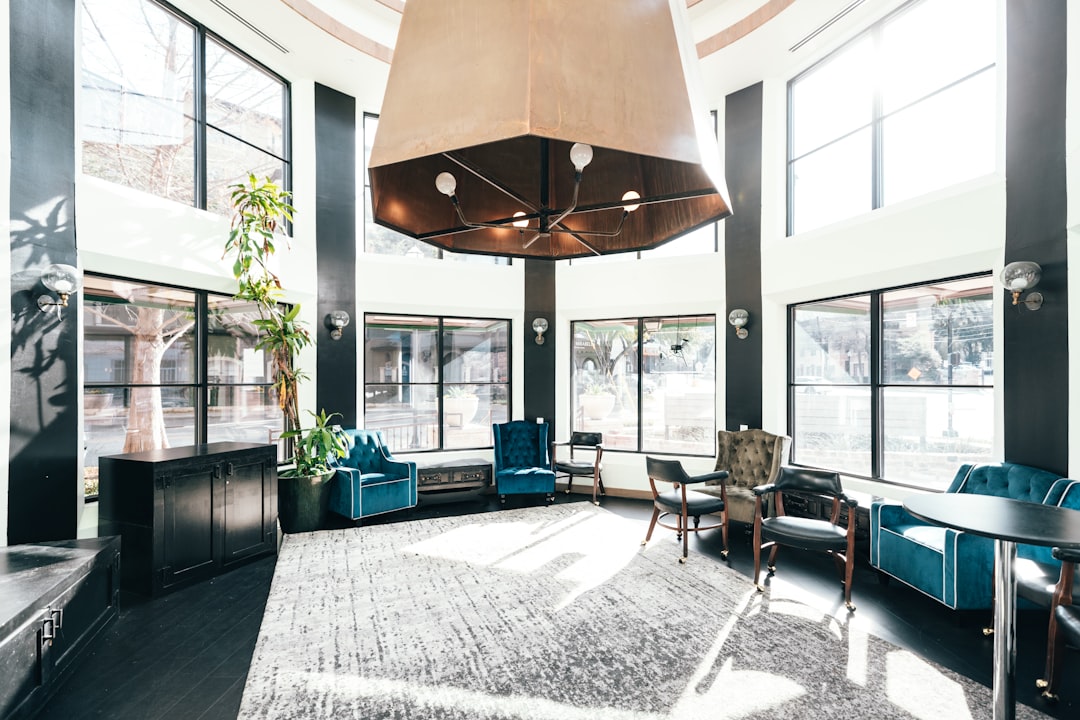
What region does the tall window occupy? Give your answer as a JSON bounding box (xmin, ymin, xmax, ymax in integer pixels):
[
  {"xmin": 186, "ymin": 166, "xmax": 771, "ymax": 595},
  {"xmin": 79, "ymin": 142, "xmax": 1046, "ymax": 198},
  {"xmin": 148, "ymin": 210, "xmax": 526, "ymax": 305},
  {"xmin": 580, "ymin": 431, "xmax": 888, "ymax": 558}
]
[
  {"xmin": 572, "ymin": 316, "xmax": 715, "ymax": 455},
  {"xmin": 790, "ymin": 275, "xmax": 994, "ymax": 489},
  {"xmin": 81, "ymin": 0, "xmax": 290, "ymax": 213},
  {"xmin": 788, "ymin": 0, "xmax": 996, "ymax": 235},
  {"xmin": 362, "ymin": 114, "xmax": 506, "ymax": 264},
  {"xmin": 364, "ymin": 314, "xmax": 510, "ymax": 451},
  {"xmin": 83, "ymin": 275, "xmax": 282, "ymax": 497}
]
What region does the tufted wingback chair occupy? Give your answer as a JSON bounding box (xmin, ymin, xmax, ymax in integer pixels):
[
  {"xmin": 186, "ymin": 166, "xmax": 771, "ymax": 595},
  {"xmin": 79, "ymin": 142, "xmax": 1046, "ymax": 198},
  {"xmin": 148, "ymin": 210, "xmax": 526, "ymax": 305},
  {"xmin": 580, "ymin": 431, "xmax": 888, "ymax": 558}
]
[
  {"xmin": 493, "ymin": 421, "xmax": 556, "ymax": 505},
  {"xmin": 871, "ymin": 462, "xmax": 1075, "ymax": 609},
  {"xmin": 697, "ymin": 429, "xmax": 791, "ymax": 525},
  {"xmin": 328, "ymin": 429, "xmax": 417, "ymax": 521}
]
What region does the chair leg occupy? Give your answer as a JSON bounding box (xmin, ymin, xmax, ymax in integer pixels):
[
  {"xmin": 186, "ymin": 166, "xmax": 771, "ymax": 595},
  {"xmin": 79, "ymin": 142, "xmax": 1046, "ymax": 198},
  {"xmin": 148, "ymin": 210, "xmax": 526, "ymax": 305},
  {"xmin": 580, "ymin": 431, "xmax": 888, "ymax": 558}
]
[
  {"xmin": 591, "ymin": 471, "xmax": 600, "ymax": 505},
  {"xmin": 842, "ymin": 553, "xmax": 856, "ymax": 611},
  {"xmin": 680, "ymin": 510, "xmax": 689, "ymax": 563},
  {"xmin": 565, "ymin": 474, "xmax": 574, "ymax": 495},
  {"xmin": 767, "ymin": 545, "xmax": 780, "ymax": 573},
  {"xmin": 719, "ymin": 513, "xmax": 729, "ymax": 560},
  {"xmin": 598, "ymin": 474, "xmax": 606, "ymax": 496},
  {"xmin": 641, "ymin": 506, "xmax": 661, "ymax": 546},
  {"xmin": 752, "ymin": 520, "xmax": 763, "ymax": 591},
  {"xmin": 1038, "ymin": 611, "xmax": 1063, "ymax": 700}
]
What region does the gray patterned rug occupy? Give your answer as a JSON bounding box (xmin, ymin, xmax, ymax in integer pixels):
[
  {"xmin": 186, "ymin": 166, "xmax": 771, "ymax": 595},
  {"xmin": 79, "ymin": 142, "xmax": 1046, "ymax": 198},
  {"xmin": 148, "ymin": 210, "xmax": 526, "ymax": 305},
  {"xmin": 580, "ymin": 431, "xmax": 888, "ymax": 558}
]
[{"xmin": 238, "ymin": 504, "xmax": 1051, "ymax": 719}]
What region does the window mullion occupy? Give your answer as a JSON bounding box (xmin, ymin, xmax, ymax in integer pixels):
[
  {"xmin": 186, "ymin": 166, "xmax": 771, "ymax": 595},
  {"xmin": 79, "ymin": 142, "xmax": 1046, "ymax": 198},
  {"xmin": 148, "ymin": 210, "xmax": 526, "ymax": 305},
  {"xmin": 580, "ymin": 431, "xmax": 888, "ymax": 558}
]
[
  {"xmin": 871, "ymin": 24, "xmax": 885, "ymax": 210},
  {"xmin": 869, "ymin": 293, "xmax": 883, "ymax": 479},
  {"xmin": 194, "ymin": 27, "xmax": 208, "ymax": 210},
  {"xmin": 195, "ymin": 292, "xmax": 208, "ymax": 444}
]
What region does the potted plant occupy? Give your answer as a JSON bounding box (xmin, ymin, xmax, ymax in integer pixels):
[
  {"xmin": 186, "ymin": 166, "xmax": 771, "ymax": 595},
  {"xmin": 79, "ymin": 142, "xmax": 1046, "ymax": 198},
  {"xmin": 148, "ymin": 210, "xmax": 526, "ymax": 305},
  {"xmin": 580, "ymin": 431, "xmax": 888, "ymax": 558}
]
[
  {"xmin": 278, "ymin": 409, "xmax": 349, "ymax": 533},
  {"xmin": 443, "ymin": 384, "xmax": 479, "ymax": 427},
  {"xmin": 225, "ymin": 174, "xmax": 340, "ymax": 532},
  {"xmin": 580, "ymin": 382, "xmax": 616, "ymax": 420}
]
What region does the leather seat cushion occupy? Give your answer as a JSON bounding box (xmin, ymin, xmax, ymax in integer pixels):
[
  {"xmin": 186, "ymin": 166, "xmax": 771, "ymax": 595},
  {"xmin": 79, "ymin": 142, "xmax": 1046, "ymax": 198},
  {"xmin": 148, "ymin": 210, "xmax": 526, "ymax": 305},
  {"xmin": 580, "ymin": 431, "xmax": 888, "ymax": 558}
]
[
  {"xmin": 1055, "ymin": 604, "xmax": 1080, "ymax": 645},
  {"xmin": 761, "ymin": 516, "xmax": 848, "ymax": 552},
  {"xmin": 655, "ymin": 489, "xmax": 725, "ymax": 516},
  {"xmin": 554, "ymin": 460, "xmax": 596, "ymax": 475}
]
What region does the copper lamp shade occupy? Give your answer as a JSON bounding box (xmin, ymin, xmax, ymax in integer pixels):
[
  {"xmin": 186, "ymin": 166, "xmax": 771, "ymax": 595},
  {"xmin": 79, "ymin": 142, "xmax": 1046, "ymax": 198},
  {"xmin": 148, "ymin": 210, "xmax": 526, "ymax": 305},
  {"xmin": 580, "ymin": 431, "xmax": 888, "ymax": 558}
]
[{"xmin": 368, "ymin": 0, "xmax": 732, "ymax": 260}]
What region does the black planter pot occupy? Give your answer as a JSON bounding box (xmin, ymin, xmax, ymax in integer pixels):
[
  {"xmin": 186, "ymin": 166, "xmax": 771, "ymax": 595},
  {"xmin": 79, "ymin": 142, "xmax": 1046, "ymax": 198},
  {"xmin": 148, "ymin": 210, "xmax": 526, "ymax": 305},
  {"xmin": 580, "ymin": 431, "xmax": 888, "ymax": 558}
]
[{"xmin": 278, "ymin": 471, "xmax": 334, "ymax": 533}]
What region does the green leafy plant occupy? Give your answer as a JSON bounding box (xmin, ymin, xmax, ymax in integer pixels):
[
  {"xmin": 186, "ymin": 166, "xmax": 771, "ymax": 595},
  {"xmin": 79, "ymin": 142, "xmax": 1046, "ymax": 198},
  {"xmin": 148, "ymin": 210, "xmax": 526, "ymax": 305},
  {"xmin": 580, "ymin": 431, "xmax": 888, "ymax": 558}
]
[
  {"xmin": 280, "ymin": 410, "xmax": 348, "ymax": 478},
  {"xmin": 224, "ymin": 174, "xmax": 309, "ymax": 434}
]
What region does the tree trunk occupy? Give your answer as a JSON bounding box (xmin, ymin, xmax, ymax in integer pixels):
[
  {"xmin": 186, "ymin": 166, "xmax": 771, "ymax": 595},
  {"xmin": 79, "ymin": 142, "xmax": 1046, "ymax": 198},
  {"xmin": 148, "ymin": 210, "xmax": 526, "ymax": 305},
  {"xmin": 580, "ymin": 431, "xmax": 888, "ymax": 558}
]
[{"xmin": 123, "ymin": 307, "xmax": 171, "ymax": 453}]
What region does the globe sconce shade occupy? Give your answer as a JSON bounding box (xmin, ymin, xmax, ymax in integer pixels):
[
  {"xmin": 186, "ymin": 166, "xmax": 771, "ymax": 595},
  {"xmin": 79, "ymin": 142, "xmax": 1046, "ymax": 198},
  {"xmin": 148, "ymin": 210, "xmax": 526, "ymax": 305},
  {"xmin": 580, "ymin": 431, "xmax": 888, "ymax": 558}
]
[
  {"xmin": 532, "ymin": 317, "xmax": 549, "ymax": 345},
  {"xmin": 999, "ymin": 261, "xmax": 1043, "ymax": 311},
  {"xmin": 728, "ymin": 309, "xmax": 750, "ymax": 340},
  {"xmin": 326, "ymin": 310, "xmax": 351, "ymax": 340},
  {"xmin": 36, "ymin": 263, "xmax": 81, "ymax": 317}
]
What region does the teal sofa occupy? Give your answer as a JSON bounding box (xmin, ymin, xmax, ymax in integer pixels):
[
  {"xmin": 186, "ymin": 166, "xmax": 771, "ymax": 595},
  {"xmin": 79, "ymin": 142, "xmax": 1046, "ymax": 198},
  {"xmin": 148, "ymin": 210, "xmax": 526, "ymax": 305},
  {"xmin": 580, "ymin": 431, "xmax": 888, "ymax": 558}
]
[
  {"xmin": 870, "ymin": 462, "xmax": 1079, "ymax": 610},
  {"xmin": 328, "ymin": 429, "xmax": 417, "ymax": 521}
]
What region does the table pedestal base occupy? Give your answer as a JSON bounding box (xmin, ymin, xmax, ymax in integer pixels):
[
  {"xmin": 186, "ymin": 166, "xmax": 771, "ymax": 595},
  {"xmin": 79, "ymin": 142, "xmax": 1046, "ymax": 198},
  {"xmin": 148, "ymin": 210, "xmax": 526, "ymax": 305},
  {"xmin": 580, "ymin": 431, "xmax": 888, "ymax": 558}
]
[{"xmin": 992, "ymin": 538, "xmax": 1017, "ymax": 720}]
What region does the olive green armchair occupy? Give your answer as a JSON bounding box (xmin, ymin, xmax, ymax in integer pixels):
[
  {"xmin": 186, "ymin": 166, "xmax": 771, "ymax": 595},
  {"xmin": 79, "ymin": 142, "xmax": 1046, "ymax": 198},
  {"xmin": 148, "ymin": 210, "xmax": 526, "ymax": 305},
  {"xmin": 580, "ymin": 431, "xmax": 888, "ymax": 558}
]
[{"xmin": 697, "ymin": 429, "xmax": 791, "ymax": 526}]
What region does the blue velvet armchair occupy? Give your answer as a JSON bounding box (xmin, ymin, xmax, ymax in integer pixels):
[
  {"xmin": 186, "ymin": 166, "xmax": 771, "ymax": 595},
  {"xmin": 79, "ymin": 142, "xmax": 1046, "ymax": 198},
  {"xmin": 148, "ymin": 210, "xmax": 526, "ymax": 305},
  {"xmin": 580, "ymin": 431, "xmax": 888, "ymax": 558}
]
[
  {"xmin": 870, "ymin": 462, "xmax": 1076, "ymax": 610},
  {"xmin": 493, "ymin": 421, "xmax": 556, "ymax": 505},
  {"xmin": 328, "ymin": 429, "xmax": 417, "ymax": 521}
]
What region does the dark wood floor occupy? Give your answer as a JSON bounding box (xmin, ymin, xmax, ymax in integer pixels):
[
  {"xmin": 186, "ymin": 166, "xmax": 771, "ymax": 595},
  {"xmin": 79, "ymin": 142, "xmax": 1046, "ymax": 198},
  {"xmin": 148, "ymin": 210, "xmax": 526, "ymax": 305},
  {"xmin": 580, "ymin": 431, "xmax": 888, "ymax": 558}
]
[{"xmin": 38, "ymin": 491, "xmax": 1079, "ymax": 719}]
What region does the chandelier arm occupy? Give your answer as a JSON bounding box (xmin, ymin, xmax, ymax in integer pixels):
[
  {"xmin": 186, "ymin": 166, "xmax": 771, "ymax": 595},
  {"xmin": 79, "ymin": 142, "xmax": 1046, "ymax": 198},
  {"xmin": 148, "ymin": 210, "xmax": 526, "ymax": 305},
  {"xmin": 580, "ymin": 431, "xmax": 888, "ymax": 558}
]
[
  {"xmin": 443, "ymin": 152, "xmax": 541, "ymax": 213},
  {"xmin": 549, "ymin": 210, "xmax": 630, "ymax": 238}
]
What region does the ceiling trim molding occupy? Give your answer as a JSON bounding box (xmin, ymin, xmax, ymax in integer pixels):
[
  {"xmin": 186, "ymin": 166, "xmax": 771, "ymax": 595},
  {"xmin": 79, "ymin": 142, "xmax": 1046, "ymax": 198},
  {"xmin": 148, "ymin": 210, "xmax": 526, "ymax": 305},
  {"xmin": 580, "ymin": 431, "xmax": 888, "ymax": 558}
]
[
  {"xmin": 279, "ymin": 0, "xmax": 394, "ymax": 64},
  {"xmin": 696, "ymin": 0, "xmax": 796, "ymax": 58}
]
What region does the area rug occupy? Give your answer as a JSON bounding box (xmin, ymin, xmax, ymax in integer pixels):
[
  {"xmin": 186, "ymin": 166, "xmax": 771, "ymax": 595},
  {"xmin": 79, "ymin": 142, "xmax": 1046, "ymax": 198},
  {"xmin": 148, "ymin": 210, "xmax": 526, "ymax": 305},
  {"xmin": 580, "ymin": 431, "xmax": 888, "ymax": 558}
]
[{"xmin": 238, "ymin": 504, "xmax": 1051, "ymax": 720}]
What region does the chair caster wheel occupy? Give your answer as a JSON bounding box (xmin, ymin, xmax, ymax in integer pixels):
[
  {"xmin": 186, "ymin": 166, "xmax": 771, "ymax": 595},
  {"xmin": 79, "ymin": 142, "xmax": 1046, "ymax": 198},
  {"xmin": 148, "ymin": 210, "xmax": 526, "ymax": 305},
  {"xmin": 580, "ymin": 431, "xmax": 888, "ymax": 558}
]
[
  {"xmin": 592, "ymin": 500, "xmax": 600, "ymax": 506},
  {"xmin": 767, "ymin": 564, "xmax": 776, "ymax": 573},
  {"xmin": 845, "ymin": 602, "xmax": 856, "ymax": 612},
  {"xmin": 678, "ymin": 557, "xmax": 687, "ymax": 564},
  {"xmin": 1036, "ymin": 679, "xmax": 1049, "ymax": 689},
  {"xmin": 565, "ymin": 489, "xmax": 571, "ymax": 494},
  {"xmin": 982, "ymin": 627, "xmax": 994, "ymax": 636},
  {"xmin": 640, "ymin": 540, "xmax": 648, "ymax": 546},
  {"xmin": 1040, "ymin": 690, "xmax": 1059, "ymax": 702},
  {"xmin": 720, "ymin": 550, "xmax": 729, "ymax": 560},
  {"xmin": 755, "ymin": 584, "xmax": 764, "ymax": 593}
]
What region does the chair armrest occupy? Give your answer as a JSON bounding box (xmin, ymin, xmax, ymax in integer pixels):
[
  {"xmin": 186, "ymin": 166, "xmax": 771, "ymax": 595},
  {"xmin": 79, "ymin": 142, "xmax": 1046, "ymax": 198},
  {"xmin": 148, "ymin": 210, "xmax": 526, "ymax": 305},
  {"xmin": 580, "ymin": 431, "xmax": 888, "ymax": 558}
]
[
  {"xmin": 685, "ymin": 470, "xmax": 728, "ymax": 485},
  {"xmin": 752, "ymin": 483, "xmax": 776, "ymax": 496},
  {"xmin": 874, "ymin": 501, "xmax": 922, "ymax": 528},
  {"xmin": 1053, "ymin": 547, "xmax": 1080, "ymax": 564},
  {"xmin": 839, "ymin": 493, "xmax": 859, "ymax": 509}
]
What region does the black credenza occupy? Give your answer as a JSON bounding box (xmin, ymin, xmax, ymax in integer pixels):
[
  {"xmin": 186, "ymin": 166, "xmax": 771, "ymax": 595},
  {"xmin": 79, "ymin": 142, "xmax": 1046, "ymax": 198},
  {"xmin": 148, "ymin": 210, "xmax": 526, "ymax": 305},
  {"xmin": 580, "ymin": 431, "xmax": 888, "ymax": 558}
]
[
  {"xmin": 98, "ymin": 442, "xmax": 277, "ymax": 596},
  {"xmin": 0, "ymin": 537, "xmax": 121, "ymax": 720}
]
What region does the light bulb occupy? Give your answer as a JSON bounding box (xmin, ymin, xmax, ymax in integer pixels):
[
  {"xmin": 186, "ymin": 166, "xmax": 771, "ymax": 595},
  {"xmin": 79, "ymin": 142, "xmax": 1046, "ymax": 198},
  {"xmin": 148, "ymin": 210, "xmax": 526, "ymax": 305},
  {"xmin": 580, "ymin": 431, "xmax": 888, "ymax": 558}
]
[
  {"xmin": 621, "ymin": 190, "xmax": 641, "ymax": 212},
  {"xmin": 1009, "ymin": 278, "xmax": 1028, "ymax": 291},
  {"xmin": 569, "ymin": 143, "xmax": 593, "ymax": 172},
  {"xmin": 512, "ymin": 211, "xmax": 529, "ymax": 228},
  {"xmin": 435, "ymin": 172, "xmax": 457, "ymax": 196}
]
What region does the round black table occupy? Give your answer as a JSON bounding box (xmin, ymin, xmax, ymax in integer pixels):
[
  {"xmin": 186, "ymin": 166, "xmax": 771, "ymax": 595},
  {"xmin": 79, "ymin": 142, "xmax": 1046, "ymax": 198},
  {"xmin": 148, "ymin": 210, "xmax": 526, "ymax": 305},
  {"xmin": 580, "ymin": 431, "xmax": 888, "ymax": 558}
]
[{"xmin": 904, "ymin": 493, "xmax": 1080, "ymax": 720}]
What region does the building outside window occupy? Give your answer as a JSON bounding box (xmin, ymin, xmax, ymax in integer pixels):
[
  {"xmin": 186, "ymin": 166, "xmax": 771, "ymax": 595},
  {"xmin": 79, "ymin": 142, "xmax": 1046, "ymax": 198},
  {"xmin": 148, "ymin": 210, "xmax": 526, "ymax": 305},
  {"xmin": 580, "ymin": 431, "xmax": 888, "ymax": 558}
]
[
  {"xmin": 83, "ymin": 275, "xmax": 282, "ymax": 498},
  {"xmin": 81, "ymin": 0, "xmax": 290, "ymax": 214},
  {"xmin": 789, "ymin": 274, "xmax": 994, "ymax": 489},
  {"xmin": 363, "ymin": 314, "xmax": 510, "ymax": 452},
  {"xmin": 572, "ymin": 315, "xmax": 715, "ymax": 456},
  {"xmin": 788, "ymin": 0, "xmax": 996, "ymax": 235}
]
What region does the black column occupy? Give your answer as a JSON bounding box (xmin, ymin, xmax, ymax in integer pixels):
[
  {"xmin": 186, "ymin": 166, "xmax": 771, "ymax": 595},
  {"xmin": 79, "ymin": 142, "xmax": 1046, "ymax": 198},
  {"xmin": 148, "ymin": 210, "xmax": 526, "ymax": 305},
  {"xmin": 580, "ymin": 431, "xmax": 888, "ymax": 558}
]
[
  {"xmin": 8, "ymin": 0, "xmax": 80, "ymax": 543},
  {"xmin": 724, "ymin": 83, "xmax": 764, "ymax": 431},
  {"xmin": 1002, "ymin": 0, "xmax": 1067, "ymax": 474},
  {"xmin": 523, "ymin": 260, "xmax": 556, "ymax": 438},
  {"xmin": 314, "ymin": 84, "xmax": 358, "ymax": 428}
]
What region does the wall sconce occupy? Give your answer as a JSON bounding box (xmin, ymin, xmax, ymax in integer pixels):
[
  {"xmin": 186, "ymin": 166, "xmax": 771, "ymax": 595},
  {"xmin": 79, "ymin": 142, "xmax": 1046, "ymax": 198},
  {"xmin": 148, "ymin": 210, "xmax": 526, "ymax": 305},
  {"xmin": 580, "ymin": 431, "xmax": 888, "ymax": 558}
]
[
  {"xmin": 532, "ymin": 317, "xmax": 549, "ymax": 345},
  {"xmin": 999, "ymin": 261, "xmax": 1043, "ymax": 311},
  {"xmin": 728, "ymin": 309, "xmax": 750, "ymax": 339},
  {"xmin": 36, "ymin": 263, "xmax": 81, "ymax": 318},
  {"xmin": 326, "ymin": 310, "xmax": 351, "ymax": 340}
]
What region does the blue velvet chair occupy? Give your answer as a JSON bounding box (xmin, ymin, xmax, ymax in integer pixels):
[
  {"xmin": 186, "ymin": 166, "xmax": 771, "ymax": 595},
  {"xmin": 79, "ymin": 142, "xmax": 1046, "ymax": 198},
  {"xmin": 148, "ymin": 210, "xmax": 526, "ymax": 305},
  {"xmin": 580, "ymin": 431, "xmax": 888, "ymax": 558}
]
[
  {"xmin": 328, "ymin": 429, "xmax": 417, "ymax": 521},
  {"xmin": 870, "ymin": 462, "xmax": 1074, "ymax": 610},
  {"xmin": 493, "ymin": 421, "xmax": 556, "ymax": 505}
]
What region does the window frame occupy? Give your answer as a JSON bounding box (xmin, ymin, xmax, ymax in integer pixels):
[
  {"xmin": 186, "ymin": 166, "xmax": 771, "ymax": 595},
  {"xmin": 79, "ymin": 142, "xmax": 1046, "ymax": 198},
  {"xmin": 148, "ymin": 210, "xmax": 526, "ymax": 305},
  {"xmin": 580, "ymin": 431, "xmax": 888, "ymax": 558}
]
[
  {"xmin": 787, "ymin": 272, "xmax": 994, "ymax": 490},
  {"xmin": 362, "ymin": 312, "xmax": 512, "ymax": 452},
  {"xmin": 80, "ymin": 0, "xmax": 291, "ymax": 214},
  {"xmin": 570, "ymin": 315, "xmax": 717, "ymax": 457},
  {"xmin": 785, "ymin": 0, "xmax": 996, "ymax": 236}
]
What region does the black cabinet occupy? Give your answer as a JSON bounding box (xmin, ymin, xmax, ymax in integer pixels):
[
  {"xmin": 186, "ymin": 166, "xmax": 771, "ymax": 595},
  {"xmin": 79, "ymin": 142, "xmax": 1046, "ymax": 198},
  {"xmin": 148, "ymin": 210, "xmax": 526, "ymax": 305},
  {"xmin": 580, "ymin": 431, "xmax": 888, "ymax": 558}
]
[
  {"xmin": 0, "ymin": 537, "xmax": 120, "ymax": 720},
  {"xmin": 416, "ymin": 458, "xmax": 492, "ymax": 492},
  {"xmin": 98, "ymin": 442, "xmax": 277, "ymax": 596}
]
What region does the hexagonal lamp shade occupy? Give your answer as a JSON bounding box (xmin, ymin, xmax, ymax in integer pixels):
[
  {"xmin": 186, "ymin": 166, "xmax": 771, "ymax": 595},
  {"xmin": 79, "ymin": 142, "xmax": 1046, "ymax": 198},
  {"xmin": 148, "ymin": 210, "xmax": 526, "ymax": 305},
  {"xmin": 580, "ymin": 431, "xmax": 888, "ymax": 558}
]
[{"xmin": 368, "ymin": 0, "xmax": 732, "ymax": 260}]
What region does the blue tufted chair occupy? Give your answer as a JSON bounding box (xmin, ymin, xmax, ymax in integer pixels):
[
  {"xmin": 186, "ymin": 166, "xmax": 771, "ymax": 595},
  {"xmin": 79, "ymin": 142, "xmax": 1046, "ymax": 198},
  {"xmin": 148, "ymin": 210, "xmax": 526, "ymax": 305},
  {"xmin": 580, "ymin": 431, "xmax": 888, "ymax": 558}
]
[
  {"xmin": 493, "ymin": 421, "xmax": 556, "ymax": 505},
  {"xmin": 328, "ymin": 429, "xmax": 417, "ymax": 521},
  {"xmin": 870, "ymin": 462, "xmax": 1071, "ymax": 610}
]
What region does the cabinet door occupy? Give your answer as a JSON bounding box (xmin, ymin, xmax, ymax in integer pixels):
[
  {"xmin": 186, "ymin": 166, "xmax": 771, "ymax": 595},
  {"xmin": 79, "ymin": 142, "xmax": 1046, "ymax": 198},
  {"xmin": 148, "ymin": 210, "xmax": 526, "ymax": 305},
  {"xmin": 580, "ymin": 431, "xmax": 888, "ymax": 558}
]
[
  {"xmin": 222, "ymin": 455, "xmax": 273, "ymax": 565},
  {"xmin": 0, "ymin": 612, "xmax": 50, "ymax": 719},
  {"xmin": 161, "ymin": 465, "xmax": 217, "ymax": 590}
]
